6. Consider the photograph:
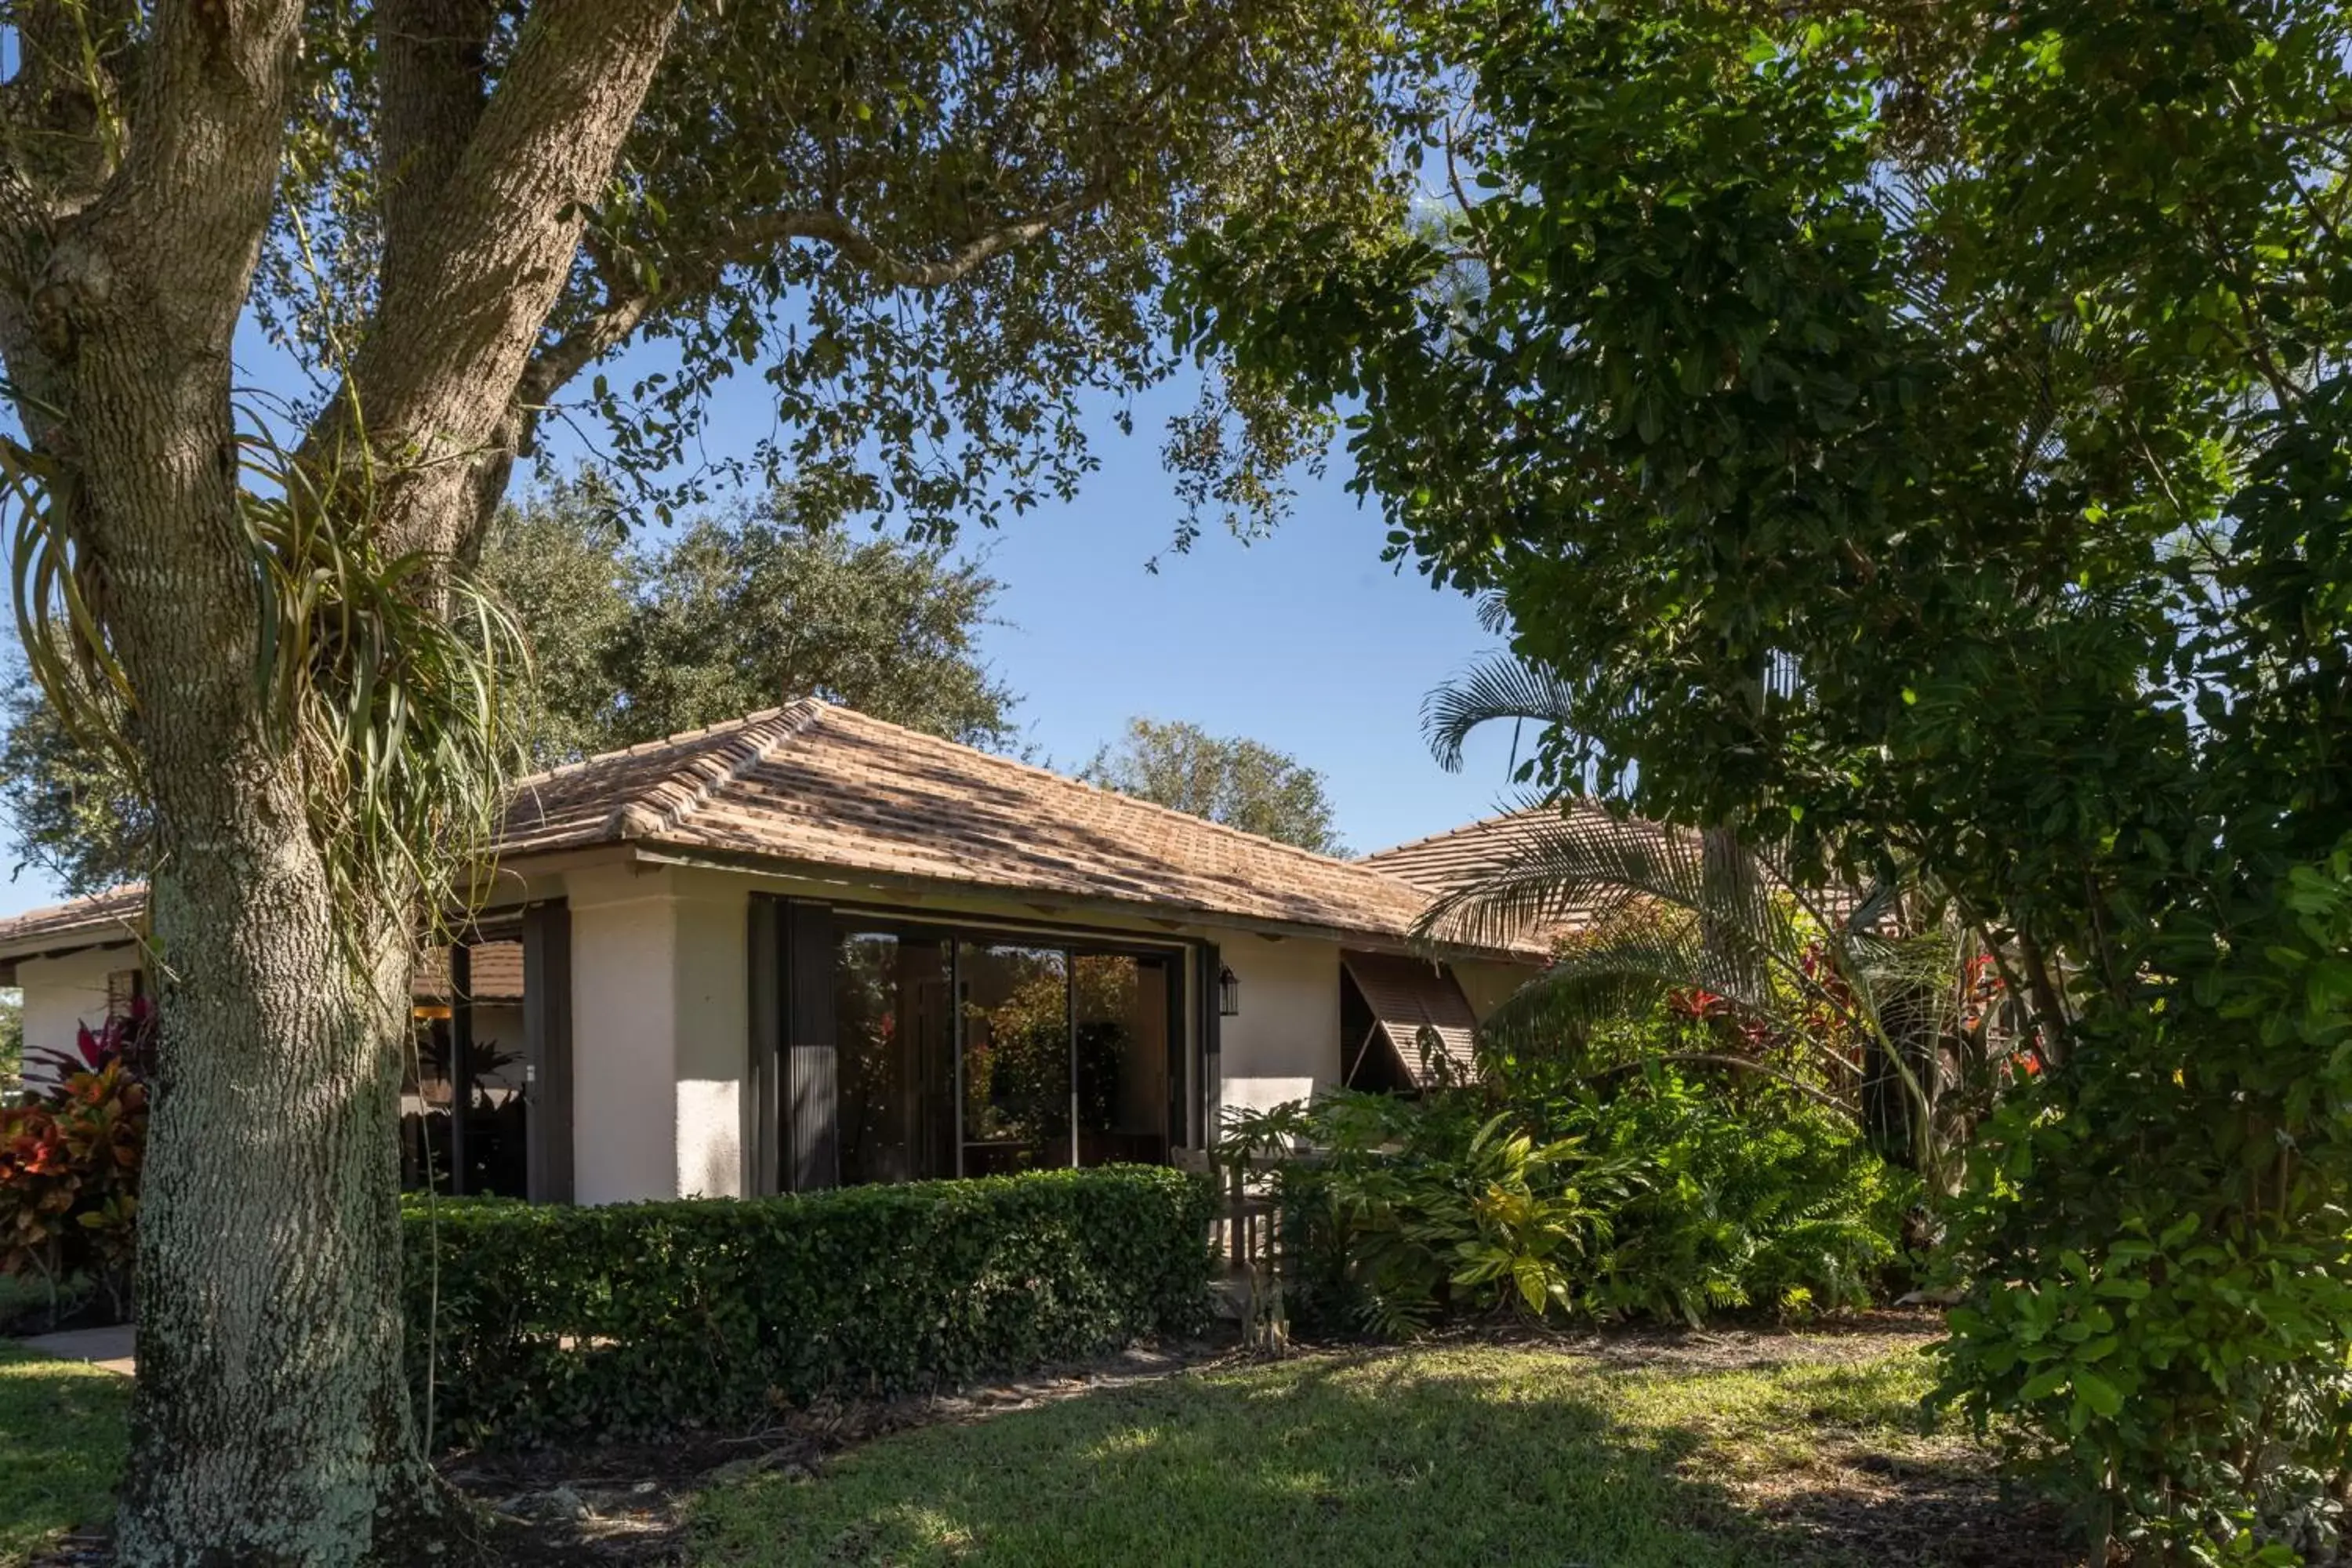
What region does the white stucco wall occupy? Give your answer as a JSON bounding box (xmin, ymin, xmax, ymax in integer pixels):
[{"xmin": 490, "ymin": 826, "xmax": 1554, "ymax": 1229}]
[
  {"xmin": 16, "ymin": 946, "xmax": 137, "ymax": 1087},
  {"xmin": 1451, "ymin": 957, "xmax": 1542, "ymax": 1024},
  {"xmin": 525, "ymin": 852, "xmax": 1537, "ymax": 1202},
  {"xmin": 561, "ymin": 864, "xmax": 750, "ymax": 1203},
  {"xmin": 670, "ymin": 873, "xmax": 748, "ymax": 1198},
  {"xmin": 1214, "ymin": 933, "xmax": 1341, "ymax": 1126},
  {"xmin": 567, "ymin": 866, "xmax": 684, "ymax": 1203}
]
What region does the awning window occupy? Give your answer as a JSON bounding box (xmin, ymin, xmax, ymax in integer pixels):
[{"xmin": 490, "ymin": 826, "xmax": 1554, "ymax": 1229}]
[{"xmin": 1340, "ymin": 951, "xmax": 1479, "ymax": 1089}]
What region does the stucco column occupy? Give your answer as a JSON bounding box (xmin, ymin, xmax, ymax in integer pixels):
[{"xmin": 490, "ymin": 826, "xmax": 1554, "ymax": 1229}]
[
  {"xmin": 562, "ymin": 863, "xmax": 751, "ymax": 1203},
  {"xmin": 565, "ymin": 865, "xmax": 682, "ymax": 1203},
  {"xmin": 669, "ymin": 869, "xmax": 749, "ymax": 1197}
]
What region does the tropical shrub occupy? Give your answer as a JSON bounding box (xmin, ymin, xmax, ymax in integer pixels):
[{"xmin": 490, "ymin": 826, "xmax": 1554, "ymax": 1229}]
[
  {"xmin": 0, "ymin": 1005, "xmax": 153, "ymax": 1323},
  {"xmin": 1933, "ymin": 845, "xmax": 2352, "ymax": 1566},
  {"xmin": 1178, "ymin": 0, "xmax": 2352, "ymax": 1555},
  {"xmin": 1222, "ymin": 1070, "xmax": 1912, "ymax": 1336},
  {"xmin": 1555, "ymin": 1069, "xmax": 1917, "ymax": 1324},
  {"xmin": 402, "ymin": 1163, "xmax": 1213, "ymax": 1447},
  {"xmin": 1220, "ymin": 1088, "xmax": 1624, "ymax": 1335}
]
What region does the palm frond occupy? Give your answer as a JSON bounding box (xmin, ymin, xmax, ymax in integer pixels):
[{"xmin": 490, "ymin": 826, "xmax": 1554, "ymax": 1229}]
[
  {"xmin": 1478, "ymin": 932, "xmax": 1703, "ymax": 1053},
  {"xmin": 1421, "ymin": 652, "xmax": 1578, "ymax": 773},
  {"xmin": 1413, "ymin": 803, "xmax": 1814, "ymax": 1004}
]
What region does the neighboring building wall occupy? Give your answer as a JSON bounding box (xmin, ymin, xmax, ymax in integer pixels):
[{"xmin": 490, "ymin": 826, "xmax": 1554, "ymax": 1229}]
[
  {"xmin": 16, "ymin": 946, "xmax": 137, "ymax": 1087},
  {"xmin": 1451, "ymin": 957, "xmax": 1542, "ymax": 1024},
  {"xmin": 1214, "ymin": 933, "xmax": 1342, "ymax": 1125}
]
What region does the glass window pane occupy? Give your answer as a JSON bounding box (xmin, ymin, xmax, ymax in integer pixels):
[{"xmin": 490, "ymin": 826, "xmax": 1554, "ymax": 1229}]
[
  {"xmin": 1075, "ymin": 953, "xmax": 1171, "ymax": 1168},
  {"xmin": 959, "ymin": 943, "xmax": 1072, "ymax": 1175},
  {"xmin": 837, "ymin": 929, "xmax": 956, "ymax": 1185}
]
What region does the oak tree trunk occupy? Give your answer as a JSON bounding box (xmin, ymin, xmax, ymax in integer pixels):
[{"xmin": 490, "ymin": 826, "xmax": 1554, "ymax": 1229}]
[
  {"xmin": 56, "ymin": 208, "xmax": 446, "ymax": 1558},
  {"xmin": 0, "ymin": 4, "xmax": 677, "ymax": 1558},
  {"xmin": 122, "ymin": 830, "xmax": 426, "ymax": 1563}
]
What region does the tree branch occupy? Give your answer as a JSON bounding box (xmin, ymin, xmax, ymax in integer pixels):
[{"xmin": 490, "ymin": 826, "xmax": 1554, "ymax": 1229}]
[
  {"xmin": 307, "ymin": 0, "xmax": 681, "ymax": 558},
  {"xmin": 517, "ymin": 188, "xmax": 1109, "ymax": 409},
  {"xmin": 376, "ymin": 0, "xmax": 499, "ymax": 292}
]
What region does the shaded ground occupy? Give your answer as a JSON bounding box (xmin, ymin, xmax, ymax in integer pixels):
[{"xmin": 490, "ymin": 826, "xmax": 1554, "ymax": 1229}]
[{"xmin": 12, "ymin": 1316, "xmax": 2081, "ymax": 1568}]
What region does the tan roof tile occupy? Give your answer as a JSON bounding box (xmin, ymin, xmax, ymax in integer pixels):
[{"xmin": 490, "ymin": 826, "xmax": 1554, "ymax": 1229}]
[{"xmin": 1, "ymin": 702, "xmax": 1544, "ymax": 960}]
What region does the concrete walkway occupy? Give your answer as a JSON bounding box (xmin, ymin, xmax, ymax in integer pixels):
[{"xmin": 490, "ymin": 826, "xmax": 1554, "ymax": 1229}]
[{"xmin": 16, "ymin": 1323, "xmax": 135, "ymax": 1374}]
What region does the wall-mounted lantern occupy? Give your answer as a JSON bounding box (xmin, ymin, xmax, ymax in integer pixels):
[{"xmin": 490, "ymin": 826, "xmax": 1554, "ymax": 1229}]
[{"xmin": 1218, "ymin": 964, "xmax": 1240, "ymax": 1018}]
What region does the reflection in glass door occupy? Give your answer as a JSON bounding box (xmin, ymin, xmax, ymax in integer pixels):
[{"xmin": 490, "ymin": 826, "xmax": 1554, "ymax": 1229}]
[
  {"xmin": 823, "ymin": 914, "xmax": 1184, "ymax": 1185},
  {"xmin": 835, "ymin": 931, "xmax": 956, "ymax": 1184},
  {"xmin": 958, "ymin": 943, "xmax": 1072, "ymax": 1175},
  {"xmin": 1074, "ymin": 953, "xmax": 1173, "ymax": 1167}
]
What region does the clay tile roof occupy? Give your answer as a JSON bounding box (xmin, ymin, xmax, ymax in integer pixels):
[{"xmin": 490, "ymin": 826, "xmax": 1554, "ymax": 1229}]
[
  {"xmin": 503, "ymin": 699, "xmax": 1535, "ymax": 953},
  {"xmin": 412, "ymin": 942, "xmax": 524, "ymax": 1003},
  {"xmin": 0, "ymin": 885, "xmax": 147, "ymax": 958},
  {"xmin": 0, "ymin": 702, "xmax": 1546, "ymax": 960},
  {"xmin": 1358, "ymin": 803, "xmax": 1661, "ymax": 940}
]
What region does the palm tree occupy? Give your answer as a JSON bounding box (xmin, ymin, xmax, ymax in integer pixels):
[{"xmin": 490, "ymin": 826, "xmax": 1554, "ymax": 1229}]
[{"xmin": 1414, "ymin": 652, "xmax": 2003, "ymax": 1185}]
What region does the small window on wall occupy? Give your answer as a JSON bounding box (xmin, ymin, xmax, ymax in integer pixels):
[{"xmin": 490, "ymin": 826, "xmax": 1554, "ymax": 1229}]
[{"xmin": 104, "ymin": 968, "xmax": 143, "ymax": 1021}]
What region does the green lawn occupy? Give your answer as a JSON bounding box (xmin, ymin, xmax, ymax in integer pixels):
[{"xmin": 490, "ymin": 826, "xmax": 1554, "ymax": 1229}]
[
  {"xmin": 0, "ymin": 1345, "xmax": 129, "ymax": 1566},
  {"xmin": 691, "ymin": 1338, "xmax": 2040, "ymax": 1568},
  {"xmin": 0, "ymin": 1332, "xmax": 2054, "ymax": 1568}
]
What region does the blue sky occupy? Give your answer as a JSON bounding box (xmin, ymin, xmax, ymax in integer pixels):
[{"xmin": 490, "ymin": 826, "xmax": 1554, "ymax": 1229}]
[
  {"xmin": 0, "ymin": 357, "xmax": 1528, "ymax": 921},
  {"xmin": 898, "ymin": 394, "xmax": 1526, "ymax": 855}
]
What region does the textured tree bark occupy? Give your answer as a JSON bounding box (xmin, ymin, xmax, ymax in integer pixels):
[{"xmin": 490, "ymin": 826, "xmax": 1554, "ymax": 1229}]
[
  {"xmin": 49, "ymin": 71, "xmax": 441, "ymax": 1550},
  {"xmin": 122, "ymin": 828, "xmax": 425, "ymax": 1563}
]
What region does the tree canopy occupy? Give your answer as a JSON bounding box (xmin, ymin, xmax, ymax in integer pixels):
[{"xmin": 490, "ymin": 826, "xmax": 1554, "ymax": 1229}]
[
  {"xmin": 1082, "ymin": 717, "xmax": 1346, "ymax": 855},
  {"xmin": 486, "ymin": 477, "xmax": 1020, "ymax": 762},
  {"xmin": 1177, "ymin": 0, "xmax": 2352, "ymax": 1554}
]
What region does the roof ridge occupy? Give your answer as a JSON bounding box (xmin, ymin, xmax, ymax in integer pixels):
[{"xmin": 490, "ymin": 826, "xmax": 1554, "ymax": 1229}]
[
  {"xmin": 1359, "ymin": 804, "xmax": 1566, "ymax": 864},
  {"xmin": 817, "ymin": 704, "xmax": 1421, "ymax": 887},
  {"xmin": 507, "ymin": 702, "xmax": 803, "ymax": 792},
  {"xmin": 607, "ymin": 699, "xmax": 825, "ymax": 842}
]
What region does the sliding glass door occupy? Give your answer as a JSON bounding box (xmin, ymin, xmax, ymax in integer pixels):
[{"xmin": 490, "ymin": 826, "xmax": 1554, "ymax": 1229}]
[
  {"xmin": 958, "ymin": 942, "xmax": 1072, "ymax": 1175},
  {"xmin": 834, "ymin": 931, "xmax": 955, "ymax": 1185},
  {"xmin": 827, "ymin": 913, "xmax": 1181, "ymax": 1184},
  {"xmin": 1075, "ymin": 953, "xmax": 1173, "ymax": 1168}
]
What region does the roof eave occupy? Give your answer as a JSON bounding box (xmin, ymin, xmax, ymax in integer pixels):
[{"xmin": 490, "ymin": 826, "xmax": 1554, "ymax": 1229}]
[{"xmin": 619, "ymin": 840, "xmax": 1548, "ymax": 964}]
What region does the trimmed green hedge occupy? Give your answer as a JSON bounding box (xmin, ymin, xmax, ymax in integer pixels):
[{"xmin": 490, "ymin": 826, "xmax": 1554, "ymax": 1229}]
[{"xmin": 400, "ymin": 1164, "xmax": 1214, "ymax": 1446}]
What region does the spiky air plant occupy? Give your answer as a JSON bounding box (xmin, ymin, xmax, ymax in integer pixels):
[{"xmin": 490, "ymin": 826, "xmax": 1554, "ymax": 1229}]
[{"xmin": 5, "ymin": 400, "xmax": 531, "ymax": 956}]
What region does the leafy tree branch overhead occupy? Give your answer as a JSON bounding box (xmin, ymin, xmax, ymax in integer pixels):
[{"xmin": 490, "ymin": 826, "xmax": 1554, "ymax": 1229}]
[
  {"xmin": 1177, "ymin": 1, "xmax": 2352, "ymax": 1557},
  {"xmin": 0, "ymin": 2, "xmax": 1421, "ymax": 1559}
]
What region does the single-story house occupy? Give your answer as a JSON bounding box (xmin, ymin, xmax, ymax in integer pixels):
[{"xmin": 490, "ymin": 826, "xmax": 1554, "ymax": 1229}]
[{"xmin": 0, "ymin": 700, "xmax": 1547, "ymax": 1204}]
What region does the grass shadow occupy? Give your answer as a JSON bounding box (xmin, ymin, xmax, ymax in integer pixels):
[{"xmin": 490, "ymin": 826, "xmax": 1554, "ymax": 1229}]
[{"xmin": 689, "ymin": 1342, "xmax": 2082, "ymax": 1568}]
